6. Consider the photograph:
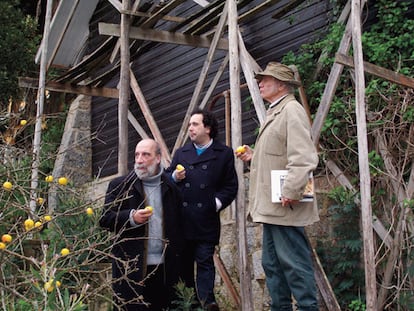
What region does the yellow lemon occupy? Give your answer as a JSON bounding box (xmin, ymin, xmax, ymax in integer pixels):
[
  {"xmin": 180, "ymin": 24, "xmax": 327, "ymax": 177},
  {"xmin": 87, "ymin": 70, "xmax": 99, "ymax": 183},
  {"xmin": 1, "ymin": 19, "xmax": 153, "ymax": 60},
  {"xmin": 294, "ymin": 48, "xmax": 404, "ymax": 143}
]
[
  {"xmin": 34, "ymin": 221, "xmax": 43, "ymax": 230},
  {"xmin": 236, "ymin": 146, "xmax": 246, "ymax": 154},
  {"xmin": 176, "ymin": 164, "xmax": 184, "ymax": 171},
  {"xmin": 20, "ymin": 119, "xmax": 27, "ymax": 126},
  {"xmin": 45, "ymin": 175, "xmax": 53, "ymax": 183},
  {"xmin": 145, "ymin": 206, "xmax": 153, "ymax": 213},
  {"xmin": 44, "ymin": 215, "xmax": 52, "ymax": 222},
  {"xmin": 44, "ymin": 281, "xmax": 54, "ymax": 292},
  {"xmin": 24, "ymin": 219, "xmax": 35, "ymax": 231},
  {"xmin": 3, "ymin": 181, "xmax": 12, "ymax": 191},
  {"xmin": 36, "ymin": 197, "xmax": 44, "ymax": 205},
  {"xmin": 58, "ymin": 177, "xmax": 68, "ymax": 186},
  {"xmin": 86, "ymin": 207, "xmax": 94, "ymax": 216},
  {"xmin": 1, "ymin": 234, "xmax": 12, "ymax": 243},
  {"xmin": 0, "ymin": 242, "xmax": 6, "ymax": 250},
  {"xmin": 55, "ymin": 280, "xmax": 61, "ymax": 287},
  {"xmin": 60, "ymin": 248, "xmax": 70, "ymax": 256}
]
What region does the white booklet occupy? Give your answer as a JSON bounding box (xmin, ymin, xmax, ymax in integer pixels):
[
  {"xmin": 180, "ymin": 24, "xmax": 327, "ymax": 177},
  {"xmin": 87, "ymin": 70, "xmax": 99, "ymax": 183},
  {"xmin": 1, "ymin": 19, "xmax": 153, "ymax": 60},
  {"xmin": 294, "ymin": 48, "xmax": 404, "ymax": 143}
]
[{"xmin": 271, "ymin": 170, "xmax": 314, "ymax": 203}]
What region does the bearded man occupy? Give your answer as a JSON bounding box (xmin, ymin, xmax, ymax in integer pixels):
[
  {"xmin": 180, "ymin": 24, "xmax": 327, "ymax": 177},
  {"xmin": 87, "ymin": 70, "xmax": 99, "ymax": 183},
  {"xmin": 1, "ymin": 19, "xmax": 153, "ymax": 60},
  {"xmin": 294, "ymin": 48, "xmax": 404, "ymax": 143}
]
[{"xmin": 100, "ymin": 139, "xmax": 184, "ymax": 311}]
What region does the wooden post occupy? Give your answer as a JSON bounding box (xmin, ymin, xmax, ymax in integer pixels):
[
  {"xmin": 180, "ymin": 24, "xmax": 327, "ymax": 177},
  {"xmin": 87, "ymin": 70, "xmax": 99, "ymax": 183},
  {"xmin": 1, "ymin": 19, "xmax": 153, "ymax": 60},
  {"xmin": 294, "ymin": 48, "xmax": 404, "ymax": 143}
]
[
  {"xmin": 30, "ymin": 0, "xmax": 53, "ymax": 215},
  {"xmin": 351, "ymin": 0, "xmax": 377, "ymax": 309},
  {"xmin": 228, "ymin": 0, "xmax": 254, "ymax": 310},
  {"xmin": 118, "ymin": 0, "xmax": 130, "ymax": 175}
]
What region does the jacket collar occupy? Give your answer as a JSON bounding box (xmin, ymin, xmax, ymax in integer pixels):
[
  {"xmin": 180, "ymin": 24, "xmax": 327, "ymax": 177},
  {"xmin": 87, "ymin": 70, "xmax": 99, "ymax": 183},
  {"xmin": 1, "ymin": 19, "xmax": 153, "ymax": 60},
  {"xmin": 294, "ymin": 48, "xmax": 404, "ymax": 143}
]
[
  {"xmin": 181, "ymin": 140, "xmax": 224, "ymax": 165},
  {"xmin": 257, "ymin": 94, "xmax": 296, "ymax": 140}
]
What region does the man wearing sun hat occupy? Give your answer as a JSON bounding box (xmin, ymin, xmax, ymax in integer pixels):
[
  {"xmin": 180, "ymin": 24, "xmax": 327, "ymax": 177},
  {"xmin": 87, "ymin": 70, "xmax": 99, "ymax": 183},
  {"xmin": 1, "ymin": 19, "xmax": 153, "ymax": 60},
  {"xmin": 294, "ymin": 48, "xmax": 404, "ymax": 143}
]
[{"xmin": 236, "ymin": 62, "xmax": 319, "ymax": 310}]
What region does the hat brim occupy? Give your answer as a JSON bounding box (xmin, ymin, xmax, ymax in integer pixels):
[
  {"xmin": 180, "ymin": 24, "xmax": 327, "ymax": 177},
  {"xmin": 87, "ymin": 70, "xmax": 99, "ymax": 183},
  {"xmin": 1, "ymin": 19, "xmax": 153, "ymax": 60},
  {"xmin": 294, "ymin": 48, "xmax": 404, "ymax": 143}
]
[{"xmin": 254, "ymin": 72, "xmax": 302, "ymax": 87}]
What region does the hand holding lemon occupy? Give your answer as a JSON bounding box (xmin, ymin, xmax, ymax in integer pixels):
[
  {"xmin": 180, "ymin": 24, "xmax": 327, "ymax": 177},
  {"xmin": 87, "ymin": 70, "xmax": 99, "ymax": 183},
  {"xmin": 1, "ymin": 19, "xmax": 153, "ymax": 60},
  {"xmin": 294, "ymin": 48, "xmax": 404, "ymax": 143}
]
[
  {"xmin": 132, "ymin": 206, "xmax": 153, "ymax": 224},
  {"xmin": 236, "ymin": 145, "xmax": 246, "ymax": 154},
  {"xmin": 235, "ymin": 144, "xmax": 253, "ymax": 162},
  {"xmin": 175, "ymin": 164, "xmax": 186, "ymax": 180}
]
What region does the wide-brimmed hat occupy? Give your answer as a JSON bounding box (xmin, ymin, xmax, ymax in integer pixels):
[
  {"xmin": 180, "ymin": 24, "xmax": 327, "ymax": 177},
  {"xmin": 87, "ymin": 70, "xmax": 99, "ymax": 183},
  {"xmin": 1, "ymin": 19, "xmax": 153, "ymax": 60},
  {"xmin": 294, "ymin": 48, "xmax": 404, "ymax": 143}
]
[{"xmin": 255, "ymin": 62, "xmax": 301, "ymax": 87}]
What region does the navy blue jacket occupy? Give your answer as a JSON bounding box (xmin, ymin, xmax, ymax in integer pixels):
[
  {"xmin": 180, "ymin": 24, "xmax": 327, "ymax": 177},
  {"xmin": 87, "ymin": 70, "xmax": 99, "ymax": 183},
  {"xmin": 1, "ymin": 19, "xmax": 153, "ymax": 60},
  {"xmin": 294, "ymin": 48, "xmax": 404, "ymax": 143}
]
[{"xmin": 167, "ymin": 140, "xmax": 238, "ymax": 243}]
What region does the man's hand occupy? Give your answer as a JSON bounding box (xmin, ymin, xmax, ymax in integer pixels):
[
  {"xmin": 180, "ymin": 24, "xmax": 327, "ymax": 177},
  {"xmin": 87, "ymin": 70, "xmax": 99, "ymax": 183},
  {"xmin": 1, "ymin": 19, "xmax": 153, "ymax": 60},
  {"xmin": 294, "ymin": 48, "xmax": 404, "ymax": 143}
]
[
  {"xmin": 281, "ymin": 197, "xmax": 299, "ymax": 209},
  {"xmin": 235, "ymin": 145, "xmax": 253, "ymax": 162},
  {"xmin": 175, "ymin": 165, "xmax": 186, "ymax": 181},
  {"xmin": 132, "ymin": 208, "xmax": 153, "ymax": 224}
]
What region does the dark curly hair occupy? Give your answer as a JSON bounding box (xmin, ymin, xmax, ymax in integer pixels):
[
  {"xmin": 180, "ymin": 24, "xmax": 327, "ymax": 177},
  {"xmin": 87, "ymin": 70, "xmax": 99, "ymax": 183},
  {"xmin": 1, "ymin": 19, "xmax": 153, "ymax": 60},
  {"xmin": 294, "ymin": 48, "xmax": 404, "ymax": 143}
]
[{"xmin": 191, "ymin": 109, "xmax": 218, "ymax": 139}]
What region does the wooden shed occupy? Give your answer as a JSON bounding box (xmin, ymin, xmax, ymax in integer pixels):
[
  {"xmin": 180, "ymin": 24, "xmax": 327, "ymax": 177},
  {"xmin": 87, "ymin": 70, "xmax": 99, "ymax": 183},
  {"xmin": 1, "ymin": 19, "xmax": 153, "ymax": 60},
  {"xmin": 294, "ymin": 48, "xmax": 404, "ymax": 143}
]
[{"xmin": 19, "ymin": 0, "xmax": 414, "ymax": 310}]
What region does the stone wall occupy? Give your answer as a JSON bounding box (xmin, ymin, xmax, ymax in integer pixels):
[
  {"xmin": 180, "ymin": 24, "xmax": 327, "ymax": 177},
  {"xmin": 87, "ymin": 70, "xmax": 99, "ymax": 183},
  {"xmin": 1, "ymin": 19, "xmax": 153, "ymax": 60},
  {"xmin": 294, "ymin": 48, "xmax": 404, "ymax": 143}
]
[{"xmin": 49, "ymin": 95, "xmax": 92, "ymax": 211}]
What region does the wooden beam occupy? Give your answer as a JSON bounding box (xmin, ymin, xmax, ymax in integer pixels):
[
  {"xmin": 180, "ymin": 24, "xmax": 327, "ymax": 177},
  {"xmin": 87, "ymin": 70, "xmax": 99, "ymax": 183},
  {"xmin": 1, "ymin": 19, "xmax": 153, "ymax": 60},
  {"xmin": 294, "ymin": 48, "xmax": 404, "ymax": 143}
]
[
  {"xmin": 239, "ymin": 0, "xmax": 283, "ymax": 23},
  {"xmin": 18, "ymin": 77, "xmax": 119, "ymax": 99},
  {"xmin": 199, "ymin": 54, "xmax": 229, "ymax": 110},
  {"xmin": 107, "ymin": 0, "xmax": 122, "ymax": 12},
  {"xmin": 129, "ymin": 69, "xmax": 172, "ymax": 164},
  {"xmin": 325, "ymin": 159, "xmax": 393, "ymax": 249},
  {"xmin": 140, "ymin": 0, "xmax": 187, "ymax": 28},
  {"xmin": 213, "ymin": 251, "xmax": 241, "ymax": 308},
  {"xmin": 238, "ymin": 30, "xmax": 265, "ymax": 125},
  {"xmin": 98, "ymin": 22, "xmax": 229, "ymax": 50},
  {"xmin": 119, "ymin": 9, "xmax": 186, "ymax": 23},
  {"xmin": 228, "ymin": 0, "xmax": 254, "ymax": 309},
  {"xmin": 311, "ymin": 17, "xmax": 352, "ymax": 146},
  {"xmin": 118, "ymin": 0, "xmax": 131, "ymax": 176},
  {"xmin": 335, "ymin": 53, "xmax": 414, "ymax": 89},
  {"xmin": 351, "ymin": 1, "xmax": 377, "ymax": 308}
]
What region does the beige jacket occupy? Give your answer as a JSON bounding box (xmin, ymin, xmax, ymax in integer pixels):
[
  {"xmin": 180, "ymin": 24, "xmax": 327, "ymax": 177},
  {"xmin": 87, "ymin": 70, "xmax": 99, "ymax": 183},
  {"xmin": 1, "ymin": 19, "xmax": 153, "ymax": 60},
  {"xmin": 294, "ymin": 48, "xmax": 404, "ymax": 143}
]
[{"xmin": 248, "ymin": 94, "xmax": 319, "ymax": 226}]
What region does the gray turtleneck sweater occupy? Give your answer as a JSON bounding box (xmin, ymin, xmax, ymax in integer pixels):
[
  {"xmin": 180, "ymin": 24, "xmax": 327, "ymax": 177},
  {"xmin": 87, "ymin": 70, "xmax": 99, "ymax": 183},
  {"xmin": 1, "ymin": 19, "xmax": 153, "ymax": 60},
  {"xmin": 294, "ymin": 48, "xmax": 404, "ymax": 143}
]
[{"xmin": 130, "ymin": 168, "xmax": 164, "ymax": 265}]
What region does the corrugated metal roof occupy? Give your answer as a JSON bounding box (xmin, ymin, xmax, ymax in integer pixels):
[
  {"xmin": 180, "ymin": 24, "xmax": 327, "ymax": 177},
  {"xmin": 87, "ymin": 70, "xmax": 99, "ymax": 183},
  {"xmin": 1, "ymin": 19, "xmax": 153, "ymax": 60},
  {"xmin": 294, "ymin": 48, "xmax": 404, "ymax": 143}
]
[{"xmin": 36, "ymin": 0, "xmax": 100, "ymax": 67}]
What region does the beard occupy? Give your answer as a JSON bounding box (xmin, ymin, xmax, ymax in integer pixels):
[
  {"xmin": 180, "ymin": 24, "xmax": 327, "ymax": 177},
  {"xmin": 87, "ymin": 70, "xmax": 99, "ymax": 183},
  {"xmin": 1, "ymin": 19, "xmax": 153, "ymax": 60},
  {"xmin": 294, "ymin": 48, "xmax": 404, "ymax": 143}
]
[{"xmin": 134, "ymin": 162, "xmax": 159, "ymax": 179}]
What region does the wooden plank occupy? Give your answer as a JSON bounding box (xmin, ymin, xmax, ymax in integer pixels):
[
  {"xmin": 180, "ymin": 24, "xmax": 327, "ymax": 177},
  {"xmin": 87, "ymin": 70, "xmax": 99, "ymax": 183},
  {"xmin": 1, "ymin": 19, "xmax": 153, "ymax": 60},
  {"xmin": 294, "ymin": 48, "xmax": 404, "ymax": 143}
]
[
  {"xmin": 311, "ymin": 9, "xmax": 355, "ymax": 146},
  {"xmin": 199, "ymin": 54, "xmax": 230, "ymax": 110},
  {"xmin": 238, "ymin": 0, "xmax": 282, "ymax": 23},
  {"xmin": 213, "ymin": 251, "xmax": 241, "ymax": 307},
  {"xmin": 325, "ymin": 159, "xmax": 393, "ymax": 249},
  {"xmin": 374, "ymin": 131, "xmax": 413, "ymax": 310},
  {"xmin": 172, "ymin": 0, "xmax": 229, "ymax": 153},
  {"xmin": 335, "ymin": 53, "xmax": 414, "ymax": 89},
  {"xmin": 351, "ymin": 1, "xmax": 377, "ymax": 309},
  {"xmin": 238, "ymin": 30, "xmax": 266, "ymax": 125},
  {"xmin": 129, "ymin": 69, "xmax": 172, "ymax": 164},
  {"xmin": 140, "ymin": 0, "xmax": 187, "ymax": 28},
  {"xmin": 128, "ymin": 110, "xmax": 149, "ymax": 140},
  {"xmin": 290, "ymin": 65, "xmax": 312, "ymax": 124},
  {"xmin": 310, "ymin": 242, "xmax": 341, "ymax": 311},
  {"xmin": 118, "ymin": 0, "xmax": 131, "ymax": 175},
  {"xmin": 119, "ymin": 9, "xmax": 186, "ymax": 23},
  {"xmin": 107, "ymin": 0, "xmax": 122, "ymax": 12},
  {"xmin": 228, "ymin": 0, "xmax": 254, "ymax": 309},
  {"xmin": 99, "ymin": 22, "xmax": 229, "ymax": 50},
  {"xmin": 30, "ymin": 0, "xmax": 54, "ymax": 215},
  {"xmin": 18, "ymin": 77, "xmax": 119, "ymax": 99},
  {"xmin": 295, "ymin": 73, "xmax": 342, "ymax": 310}
]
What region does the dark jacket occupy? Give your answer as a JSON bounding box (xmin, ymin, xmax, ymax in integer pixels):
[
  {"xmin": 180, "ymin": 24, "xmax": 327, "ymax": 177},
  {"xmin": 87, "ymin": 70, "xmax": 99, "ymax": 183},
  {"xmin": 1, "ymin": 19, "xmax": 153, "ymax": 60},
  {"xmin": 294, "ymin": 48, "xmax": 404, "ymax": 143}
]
[
  {"xmin": 99, "ymin": 170, "xmax": 184, "ymax": 307},
  {"xmin": 167, "ymin": 140, "xmax": 238, "ymax": 243}
]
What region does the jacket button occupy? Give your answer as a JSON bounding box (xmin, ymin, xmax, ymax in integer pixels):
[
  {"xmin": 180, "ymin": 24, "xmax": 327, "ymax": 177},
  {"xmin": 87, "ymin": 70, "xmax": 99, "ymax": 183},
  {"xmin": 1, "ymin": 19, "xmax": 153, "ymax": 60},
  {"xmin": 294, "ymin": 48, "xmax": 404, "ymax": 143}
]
[
  {"xmin": 197, "ymin": 203, "xmax": 202, "ymax": 208},
  {"xmin": 183, "ymin": 202, "xmax": 188, "ymax": 207},
  {"xmin": 202, "ymin": 164, "xmax": 207, "ymax": 169},
  {"xmin": 185, "ymin": 183, "xmax": 190, "ymax": 188},
  {"xmin": 200, "ymin": 184, "xmax": 205, "ymax": 189},
  {"xmin": 189, "ymin": 165, "xmax": 194, "ymax": 169}
]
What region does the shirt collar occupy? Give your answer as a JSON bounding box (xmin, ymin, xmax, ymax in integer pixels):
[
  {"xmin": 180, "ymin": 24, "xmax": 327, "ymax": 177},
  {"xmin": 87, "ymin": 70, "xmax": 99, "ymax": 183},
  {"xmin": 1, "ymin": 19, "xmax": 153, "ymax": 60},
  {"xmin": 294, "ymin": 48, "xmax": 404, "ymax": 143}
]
[{"xmin": 269, "ymin": 94, "xmax": 288, "ymax": 109}]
